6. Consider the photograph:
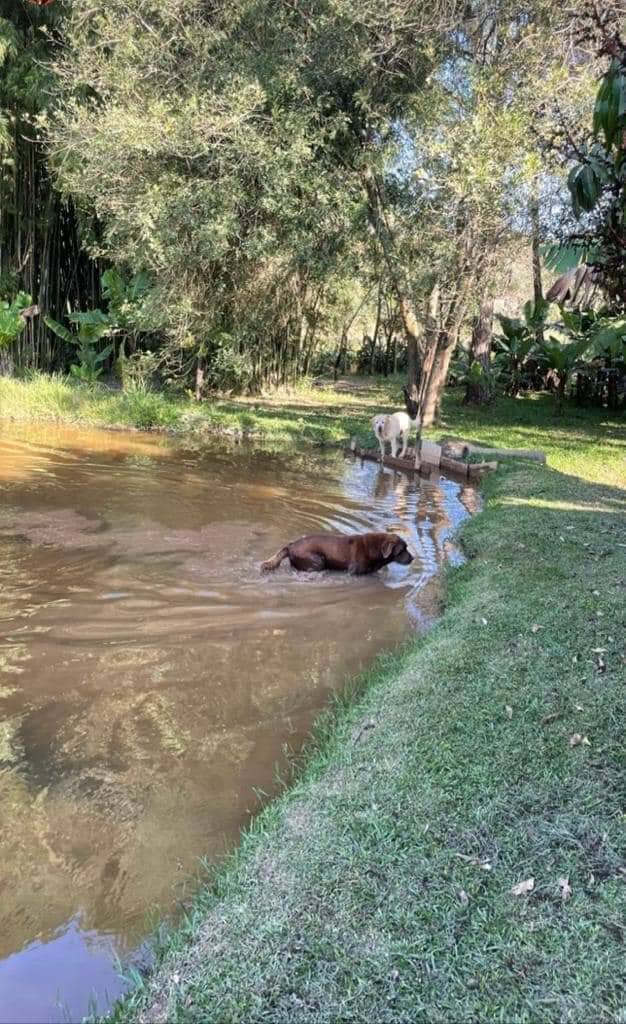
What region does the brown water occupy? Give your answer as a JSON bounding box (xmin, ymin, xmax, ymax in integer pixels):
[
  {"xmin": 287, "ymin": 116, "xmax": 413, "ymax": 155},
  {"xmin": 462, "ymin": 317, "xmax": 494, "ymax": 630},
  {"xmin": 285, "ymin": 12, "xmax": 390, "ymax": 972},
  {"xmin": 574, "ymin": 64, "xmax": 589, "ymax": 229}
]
[{"xmin": 0, "ymin": 423, "xmax": 478, "ymax": 1023}]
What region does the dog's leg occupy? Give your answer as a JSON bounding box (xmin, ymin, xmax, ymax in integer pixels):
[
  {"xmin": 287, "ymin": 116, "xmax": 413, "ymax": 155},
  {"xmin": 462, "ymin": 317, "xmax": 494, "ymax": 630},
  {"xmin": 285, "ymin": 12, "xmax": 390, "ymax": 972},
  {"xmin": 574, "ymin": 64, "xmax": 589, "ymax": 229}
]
[
  {"xmin": 261, "ymin": 545, "xmax": 290, "ymax": 571},
  {"xmin": 377, "ymin": 436, "xmax": 386, "ymax": 461},
  {"xmin": 292, "ymin": 553, "xmax": 326, "ymax": 572},
  {"xmin": 399, "ymin": 431, "xmax": 408, "ymax": 458}
]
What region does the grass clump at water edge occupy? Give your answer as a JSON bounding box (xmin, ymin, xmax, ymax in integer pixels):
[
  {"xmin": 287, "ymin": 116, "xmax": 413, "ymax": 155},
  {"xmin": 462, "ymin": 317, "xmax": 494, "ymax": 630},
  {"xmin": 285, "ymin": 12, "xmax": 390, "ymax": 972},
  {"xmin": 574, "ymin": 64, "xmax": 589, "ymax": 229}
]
[
  {"xmin": 99, "ymin": 396, "xmax": 626, "ymax": 1024},
  {"xmin": 0, "ymin": 373, "xmax": 386, "ymax": 448}
]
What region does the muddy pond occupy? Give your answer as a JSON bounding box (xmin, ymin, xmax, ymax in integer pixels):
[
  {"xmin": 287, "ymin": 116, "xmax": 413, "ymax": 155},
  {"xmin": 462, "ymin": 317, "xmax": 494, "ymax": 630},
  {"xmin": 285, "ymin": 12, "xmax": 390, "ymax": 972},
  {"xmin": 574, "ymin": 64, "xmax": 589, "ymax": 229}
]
[{"xmin": 0, "ymin": 423, "xmax": 478, "ymax": 1022}]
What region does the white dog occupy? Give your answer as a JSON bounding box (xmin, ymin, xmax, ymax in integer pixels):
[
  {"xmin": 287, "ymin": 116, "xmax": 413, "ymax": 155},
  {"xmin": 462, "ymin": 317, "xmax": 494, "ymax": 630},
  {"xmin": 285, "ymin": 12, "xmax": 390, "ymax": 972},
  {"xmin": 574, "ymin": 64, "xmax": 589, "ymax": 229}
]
[{"xmin": 372, "ymin": 409, "xmax": 421, "ymax": 459}]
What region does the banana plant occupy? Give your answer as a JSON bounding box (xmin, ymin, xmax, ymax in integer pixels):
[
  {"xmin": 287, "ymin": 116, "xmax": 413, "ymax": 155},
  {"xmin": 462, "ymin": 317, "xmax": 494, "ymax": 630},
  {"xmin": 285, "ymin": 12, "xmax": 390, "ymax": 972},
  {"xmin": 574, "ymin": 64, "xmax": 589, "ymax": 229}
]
[
  {"xmin": 0, "ymin": 292, "xmax": 34, "ymax": 349},
  {"xmin": 44, "ymin": 310, "xmax": 113, "ymax": 384},
  {"xmin": 536, "ymin": 334, "xmax": 592, "ymax": 413}
]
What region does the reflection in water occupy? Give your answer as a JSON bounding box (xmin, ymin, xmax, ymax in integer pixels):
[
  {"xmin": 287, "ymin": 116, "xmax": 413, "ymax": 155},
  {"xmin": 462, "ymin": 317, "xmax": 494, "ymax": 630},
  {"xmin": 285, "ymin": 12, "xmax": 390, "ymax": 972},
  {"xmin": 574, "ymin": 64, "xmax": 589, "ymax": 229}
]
[{"xmin": 0, "ymin": 424, "xmax": 477, "ymax": 1022}]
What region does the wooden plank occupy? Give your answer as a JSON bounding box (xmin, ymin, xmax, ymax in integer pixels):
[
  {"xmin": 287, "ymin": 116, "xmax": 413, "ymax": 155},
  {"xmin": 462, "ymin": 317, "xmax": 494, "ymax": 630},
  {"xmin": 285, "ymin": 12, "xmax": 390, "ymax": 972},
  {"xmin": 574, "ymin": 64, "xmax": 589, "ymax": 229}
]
[
  {"xmin": 345, "ymin": 447, "xmax": 475, "ymax": 483},
  {"xmin": 420, "ymin": 440, "xmax": 442, "ymax": 466},
  {"xmin": 440, "ymin": 454, "xmax": 470, "ymax": 479},
  {"xmin": 468, "ymin": 460, "xmax": 498, "ymax": 479}
]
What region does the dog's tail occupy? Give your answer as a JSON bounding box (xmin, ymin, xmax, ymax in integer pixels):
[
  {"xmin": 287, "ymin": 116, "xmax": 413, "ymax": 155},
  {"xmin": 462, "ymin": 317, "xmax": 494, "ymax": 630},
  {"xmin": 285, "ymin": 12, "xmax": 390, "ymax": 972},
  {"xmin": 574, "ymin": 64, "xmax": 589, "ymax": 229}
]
[{"xmin": 261, "ymin": 545, "xmax": 289, "ymax": 572}]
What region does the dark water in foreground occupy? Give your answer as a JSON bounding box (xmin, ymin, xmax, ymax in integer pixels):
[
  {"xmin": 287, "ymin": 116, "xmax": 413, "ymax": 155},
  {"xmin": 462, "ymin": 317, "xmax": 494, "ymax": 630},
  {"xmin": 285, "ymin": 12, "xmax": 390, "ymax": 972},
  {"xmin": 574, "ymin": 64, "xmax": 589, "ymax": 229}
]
[{"xmin": 0, "ymin": 423, "xmax": 478, "ymax": 1022}]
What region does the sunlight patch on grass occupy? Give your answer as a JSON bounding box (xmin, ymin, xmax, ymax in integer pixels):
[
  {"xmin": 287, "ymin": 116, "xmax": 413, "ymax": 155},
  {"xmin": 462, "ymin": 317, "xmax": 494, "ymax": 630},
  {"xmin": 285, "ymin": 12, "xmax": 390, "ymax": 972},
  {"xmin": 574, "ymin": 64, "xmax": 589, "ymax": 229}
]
[{"xmin": 500, "ymin": 496, "xmax": 621, "ymax": 513}]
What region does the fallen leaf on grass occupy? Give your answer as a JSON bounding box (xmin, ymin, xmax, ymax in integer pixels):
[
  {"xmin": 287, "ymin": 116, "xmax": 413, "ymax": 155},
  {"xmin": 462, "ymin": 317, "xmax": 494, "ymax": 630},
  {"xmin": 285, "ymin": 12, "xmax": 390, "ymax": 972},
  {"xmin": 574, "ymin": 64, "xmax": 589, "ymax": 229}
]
[
  {"xmin": 569, "ymin": 733, "xmax": 591, "ymax": 747},
  {"xmin": 511, "ymin": 878, "xmax": 535, "ymax": 896},
  {"xmin": 458, "ymin": 889, "xmax": 470, "ymax": 905},
  {"xmin": 558, "ymin": 877, "xmax": 572, "ymax": 902},
  {"xmin": 505, "ymin": 705, "xmax": 513, "ymax": 720},
  {"xmin": 480, "ymin": 617, "xmax": 488, "ymax": 626},
  {"xmin": 531, "ymin": 623, "xmax": 542, "ymax": 633}
]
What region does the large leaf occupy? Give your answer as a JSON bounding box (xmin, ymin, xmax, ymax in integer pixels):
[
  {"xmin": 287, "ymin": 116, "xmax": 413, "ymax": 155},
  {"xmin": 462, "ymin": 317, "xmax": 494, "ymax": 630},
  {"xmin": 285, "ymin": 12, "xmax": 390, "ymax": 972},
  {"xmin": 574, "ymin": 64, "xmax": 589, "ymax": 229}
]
[
  {"xmin": 523, "ymin": 298, "xmax": 550, "ymax": 327},
  {"xmin": 68, "ymin": 309, "xmax": 111, "ymax": 327},
  {"xmin": 541, "ymin": 243, "xmax": 594, "ymax": 274},
  {"xmin": 0, "ymin": 292, "xmax": 34, "ymax": 348},
  {"xmin": 589, "ymin": 317, "xmax": 626, "ymax": 356},
  {"xmin": 44, "ymin": 316, "xmax": 75, "ymax": 345},
  {"xmin": 594, "ymin": 61, "xmax": 626, "ymax": 150},
  {"xmin": 93, "ymin": 344, "xmax": 113, "ymax": 365}
]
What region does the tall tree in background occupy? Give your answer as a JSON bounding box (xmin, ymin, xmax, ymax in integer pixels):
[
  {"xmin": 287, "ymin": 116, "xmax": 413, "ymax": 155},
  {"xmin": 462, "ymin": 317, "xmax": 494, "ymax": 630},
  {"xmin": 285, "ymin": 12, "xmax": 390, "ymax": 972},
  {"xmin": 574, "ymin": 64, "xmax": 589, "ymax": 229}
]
[
  {"xmin": 0, "ymin": 1, "xmax": 100, "ymax": 371},
  {"xmin": 48, "ymin": 0, "xmax": 463, "ymax": 390}
]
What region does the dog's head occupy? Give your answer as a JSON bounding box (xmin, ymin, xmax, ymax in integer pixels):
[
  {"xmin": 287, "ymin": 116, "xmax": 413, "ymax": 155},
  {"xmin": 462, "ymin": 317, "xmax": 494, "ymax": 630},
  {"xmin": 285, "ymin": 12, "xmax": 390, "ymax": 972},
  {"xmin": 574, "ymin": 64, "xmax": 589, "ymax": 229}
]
[
  {"xmin": 372, "ymin": 414, "xmax": 387, "ymax": 438},
  {"xmin": 381, "ymin": 533, "xmax": 414, "ymax": 566}
]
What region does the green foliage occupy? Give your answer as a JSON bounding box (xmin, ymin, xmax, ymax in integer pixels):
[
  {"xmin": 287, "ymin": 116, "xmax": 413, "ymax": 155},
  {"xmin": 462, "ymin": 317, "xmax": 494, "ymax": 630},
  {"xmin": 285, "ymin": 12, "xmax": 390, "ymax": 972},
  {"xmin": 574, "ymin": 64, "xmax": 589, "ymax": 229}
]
[
  {"xmin": 541, "ymin": 243, "xmax": 589, "ymax": 274},
  {"xmin": 203, "ymin": 338, "xmax": 253, "ymax": 394},
  {"xmin": 449, "ymin": 346, "xmax": 491, "ymax": 390},
  {"xmin": 0, "ymin": 291, "xmax": 31, "ymax": 349},
  {"xmin": 593, "ymin": 58, "xmax": 626, "ymax": 149},
  {"xmin": 567, "ymin": 145, "xmax": 610, "ymax": 217},
  {"xmin": 44, "ymin": 310, "xmax": 113, "ymax": 384},
  {"xmin": 45, "ymin": 0, "xmax": 457, "ymax": 390},
  {"xmin": 493, "ymin": 301, "xmax": 546, "ymax": 396},
  {"xmin": 563, "ymin": 37, "xmax": 626, "ymax": 306},
  {"xmin": 588, "ymin": 314, "xmax": 626, "ymax": 358},
  {"xmin": 101, "ymin": 268, "xmax": 152, "ymax": 331}
]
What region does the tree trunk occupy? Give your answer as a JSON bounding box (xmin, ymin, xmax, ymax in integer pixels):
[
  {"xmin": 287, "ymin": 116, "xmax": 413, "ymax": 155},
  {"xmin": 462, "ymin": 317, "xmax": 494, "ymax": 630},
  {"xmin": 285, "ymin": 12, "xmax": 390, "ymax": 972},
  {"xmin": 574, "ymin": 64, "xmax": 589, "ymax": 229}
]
[
  {"xmin": 194, "ymin": 357, "xmax": 205, "ymax": 401},
  {"xmin": 414, "ymin": 281, "xmax": 441, "ymax": 427},
  {"xmin": 368, "ymin": 282, "xmax": 383, "ymax": 374},
  {"xmin": 422, "ymin": 336, "xmax": 455, "ymax": 426},
  {"xmin": 362, "ymin": 168, "xmax": 422, "ymax": 391},
  {"xmin": 383, "ymin": 329, "xmax": 392, "ymax": 377},
  {"xmin": 555, "ymin": 372, "xmax": 567, "ymax": 413},
  {"xmin": 333, "ymin": 331, "xmax": 347, "ymax": 381},
  {"xmin": 406, "ymin": 328, "xmax": 420, "ymax": 400},
  {"xmin": 530, "ymin": 190, "xmax": 544, "ymax": 346},
  {"xmin": 421, "ymin": 263, "xmax": 477, "ymax": 426},
  {"xmin": 464, "ymin": 296, "xmax": 494, "ymax": 405}
]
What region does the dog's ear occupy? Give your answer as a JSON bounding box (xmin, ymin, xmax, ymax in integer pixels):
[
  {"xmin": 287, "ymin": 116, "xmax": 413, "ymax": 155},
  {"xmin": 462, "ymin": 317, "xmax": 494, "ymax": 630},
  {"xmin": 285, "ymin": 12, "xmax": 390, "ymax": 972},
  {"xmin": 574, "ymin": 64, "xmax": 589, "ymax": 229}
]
[{"xmin": 382, "ymin": 538, "xmax": 394, "ymax": 558}]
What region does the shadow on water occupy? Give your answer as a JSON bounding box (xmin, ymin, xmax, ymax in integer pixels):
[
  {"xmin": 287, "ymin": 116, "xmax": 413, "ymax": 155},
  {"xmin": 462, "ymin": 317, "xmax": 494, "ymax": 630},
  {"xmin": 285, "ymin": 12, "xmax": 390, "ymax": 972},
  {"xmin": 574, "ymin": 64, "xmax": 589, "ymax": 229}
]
[{"xmin": 0, "ymin": 423, "xmax": 478, "ymax": 1022}]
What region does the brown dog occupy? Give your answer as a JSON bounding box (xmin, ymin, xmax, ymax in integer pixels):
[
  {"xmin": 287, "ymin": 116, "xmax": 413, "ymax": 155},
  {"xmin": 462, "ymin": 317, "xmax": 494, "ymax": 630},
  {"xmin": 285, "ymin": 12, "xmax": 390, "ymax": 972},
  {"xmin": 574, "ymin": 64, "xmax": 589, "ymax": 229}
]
[{"xmin": 261, "ymin": 532, "xmax": 413, "ymax": 575}]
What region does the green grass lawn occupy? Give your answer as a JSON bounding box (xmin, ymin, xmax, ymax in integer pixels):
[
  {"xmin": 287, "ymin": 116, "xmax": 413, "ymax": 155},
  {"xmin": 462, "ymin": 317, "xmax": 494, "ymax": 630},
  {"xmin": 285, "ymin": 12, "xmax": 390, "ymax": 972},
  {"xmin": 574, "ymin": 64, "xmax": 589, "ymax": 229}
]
[{"xmin": 2, "ymin": 374, "xmax": 625, "ymax": 1023}]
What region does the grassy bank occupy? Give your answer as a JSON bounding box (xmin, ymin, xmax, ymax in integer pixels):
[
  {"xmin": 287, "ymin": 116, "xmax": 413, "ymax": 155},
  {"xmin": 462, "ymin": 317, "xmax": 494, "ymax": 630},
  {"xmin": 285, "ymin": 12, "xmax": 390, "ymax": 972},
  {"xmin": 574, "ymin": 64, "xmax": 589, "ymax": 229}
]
[
  {"xmin": 0, "ymin": 373, "xmax": 399, "ymax": 449},
  {"xmin": 88, "ymin": 391, "xmax": 625, "ymax": 1023}
]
